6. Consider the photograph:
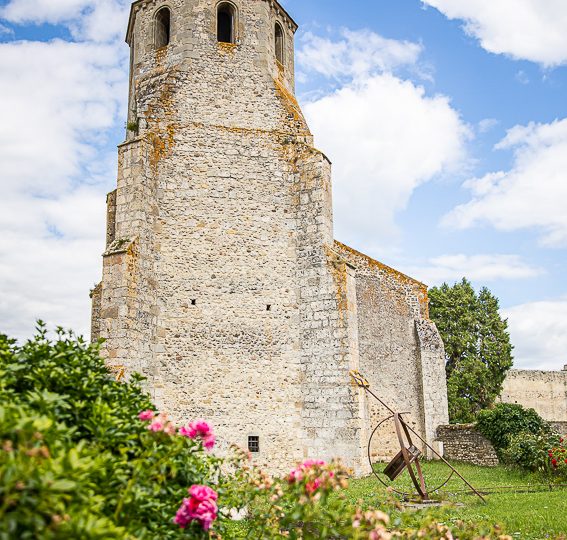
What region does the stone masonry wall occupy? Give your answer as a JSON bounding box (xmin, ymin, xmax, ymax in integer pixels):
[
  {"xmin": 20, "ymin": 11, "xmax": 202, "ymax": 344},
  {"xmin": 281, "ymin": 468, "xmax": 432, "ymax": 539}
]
[
  {"xmin": 551, "ymin": 421, "xmax": 567, "ymax": 435},
  {"xmin": 333, "ymin": 242, "xmax": 449, "ymax": 461},
  {"xmin": 500, "ymin": 369, "xmax": 567, "ymax": 422},
  {"xmin": 106, "ymin": 190, "xmax": 117, "ymax": 247},
  {"xmin": 500, "ymin": 369, "xmax": 567, "ymax": 423},
  {"xmin": 293, "ymin": 151, "xmax": 368, "ymax": 473},
  {"xmin": 436, "ymin": 424, "xmax": 499, "ymax": 467},
  {"xmin": 416, "ymin": 319, "xmax": 449, "ymax": 458},
  {"xmin": 90, "ymin": 283, "xmax": 102, "ymax": 342}
]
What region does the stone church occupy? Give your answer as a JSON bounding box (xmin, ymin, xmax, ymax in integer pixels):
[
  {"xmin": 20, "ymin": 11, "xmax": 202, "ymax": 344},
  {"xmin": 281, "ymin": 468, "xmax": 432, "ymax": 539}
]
[{"xmin": 91, "ymin": 0, "xmax": 449, "ymax": 474}]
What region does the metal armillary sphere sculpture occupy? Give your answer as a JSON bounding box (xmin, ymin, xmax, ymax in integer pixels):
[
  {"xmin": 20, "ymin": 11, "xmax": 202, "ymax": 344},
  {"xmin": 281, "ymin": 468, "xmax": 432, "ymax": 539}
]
[{"xmin": 349, "ymin": 370, "xmax": 486, "ymax": 503}]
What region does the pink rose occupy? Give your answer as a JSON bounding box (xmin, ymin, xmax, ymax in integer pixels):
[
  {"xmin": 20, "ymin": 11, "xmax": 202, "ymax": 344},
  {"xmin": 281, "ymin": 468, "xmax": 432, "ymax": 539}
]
[
  {"xmin": 306, "ymin": 478, "xmax": 322, "ymax": 494},
  {"xmin": 149, "ymin": 420, "xmax": 164, "ymax": 432},
  {"xmin": 179, "ymin": 420, "xmax": 216, "ymax": 450},
  {"xmin": 189, "ymin": 485, "xmax": 218, "ymax": 502},
  {"xmin": 174, "ymin": 485, "xmax": 219, "ymax": 531},
  {"xmin": 191, "ymin": 498, "xmax": 218, "ymax": 531},
  {"xmin": 288, "ymin": 468, "xmax": 303, "ymax": 483},
  {"xmin": 164, "ymin": 422, "xmax": 177, "ymax": 436},
  {"xmin": 138, "ymin": 410, "xmax": 155, "ymax": 421},
  {"xmin": 302, "ymin": 459, "xmax": 326, "ymax": 469},
  {"xmin": 203, "ymin": 434, "xmax": 216, "ymax": 450},
  {"xmin": 147, "ymin": 413, "xmax": 175, "ymax": 434}
]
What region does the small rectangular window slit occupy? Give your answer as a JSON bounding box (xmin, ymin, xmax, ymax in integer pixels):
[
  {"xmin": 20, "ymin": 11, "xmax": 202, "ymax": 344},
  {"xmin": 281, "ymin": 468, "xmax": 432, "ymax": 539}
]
[
  {"xmin": 266, "ymin": 305, "xmax": 272, "ymax": 311},
  {"xmin": 191, "ymin": 299, "xmax": 197, "ymax": 306},
  {"xmin": 248, "ymin": 435, "xmax": 260, "ymax": 453}
]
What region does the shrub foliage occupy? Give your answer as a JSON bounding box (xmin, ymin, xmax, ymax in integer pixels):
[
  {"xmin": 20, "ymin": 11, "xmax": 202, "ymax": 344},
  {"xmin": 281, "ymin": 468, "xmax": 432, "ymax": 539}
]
[
  {"xmin": 0, "ymin": 324, "xmax": 240, "ymax": 539},
  {"xmin": 476, "ymin": 403, "xmax": 566, "ymax": 480},
  {"xmin": 476, "ymin": 403, "xmax": 550, "ymax": 453}
]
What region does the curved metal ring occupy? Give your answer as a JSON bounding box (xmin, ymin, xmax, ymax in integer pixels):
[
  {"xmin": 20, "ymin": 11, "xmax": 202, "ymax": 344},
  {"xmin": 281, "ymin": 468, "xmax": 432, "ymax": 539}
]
[{"xmin": 367, "ymin": 415, "xmax": 456, "ymax": 497}]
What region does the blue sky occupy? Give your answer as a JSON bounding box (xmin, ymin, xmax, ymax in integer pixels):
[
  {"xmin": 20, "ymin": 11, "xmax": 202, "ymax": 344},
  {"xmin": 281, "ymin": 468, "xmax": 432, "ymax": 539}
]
[{"xmin": 1, "ymin": 0, "xmax": 567, "ymax": 370}]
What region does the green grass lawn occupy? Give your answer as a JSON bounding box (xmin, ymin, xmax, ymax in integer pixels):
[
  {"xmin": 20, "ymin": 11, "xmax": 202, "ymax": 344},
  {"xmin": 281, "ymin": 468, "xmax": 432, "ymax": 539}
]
[{"xmin": 346, "ymin": 461, "xmax": 567, "ymax": 540}]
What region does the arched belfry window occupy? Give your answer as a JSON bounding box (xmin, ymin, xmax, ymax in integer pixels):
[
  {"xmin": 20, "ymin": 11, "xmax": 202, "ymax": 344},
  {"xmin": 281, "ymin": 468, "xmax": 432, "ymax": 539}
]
[
  {"xmin": 155, "ymin": 7, "xmax": 171, "ymax": 48},
  {"xmin": 275, "ymin": 22, "xmax": 284, "ymax": 65},
  {"xmin": 217, "ymin": 2, "xmax": 236, "ymax": 44}
]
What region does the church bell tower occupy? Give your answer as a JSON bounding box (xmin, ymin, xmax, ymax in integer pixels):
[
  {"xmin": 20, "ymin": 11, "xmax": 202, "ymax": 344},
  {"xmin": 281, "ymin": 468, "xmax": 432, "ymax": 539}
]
[{"xmin": 92, "ymin": 0, "xmax": 372, "ymax": 473}]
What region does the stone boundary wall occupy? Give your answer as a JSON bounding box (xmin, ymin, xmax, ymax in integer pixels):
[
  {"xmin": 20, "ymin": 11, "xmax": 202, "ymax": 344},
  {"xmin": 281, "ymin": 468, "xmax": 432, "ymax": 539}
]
[
  {"xmin": 551, "ymin": 421, "xmax": 567, "ymax": 435},
  {"xmin": 500, "ymin": 368, "xmax": 567, "ymax": 423},
  {"xmin": 436, "ymin": 424, "xmax": 499, "ymax": 467}
]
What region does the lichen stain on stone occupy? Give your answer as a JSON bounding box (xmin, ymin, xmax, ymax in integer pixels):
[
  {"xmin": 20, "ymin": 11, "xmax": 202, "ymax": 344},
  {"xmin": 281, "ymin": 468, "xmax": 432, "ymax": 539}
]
[
  {"xmin": 155, "ymin": 46, "xmax": 168, "ymax": 64},
  {"xmin": 325, "ymin": 246, "xmax": 349, "ymax": 321},
  {"xmin": 218, "ymin": 42, "xmax": 238, "ymax": 54},
  {"xmin": 273, "ymin": 76, "xmax": 311, "ymax": 137},
  {"xmin": 143, "ymin": 70, "xmax": 179, "ymax": 172},
  {"xmin": 126, "ymin": 240, "xmax": 139, "ymax": 304},
  {"xmin": 147, "ymin": 124, "xmax": 176, "ymax": 173},
  {"xmin": 334, "ymin": 240, "xmax": 430, "ymax": 319}
]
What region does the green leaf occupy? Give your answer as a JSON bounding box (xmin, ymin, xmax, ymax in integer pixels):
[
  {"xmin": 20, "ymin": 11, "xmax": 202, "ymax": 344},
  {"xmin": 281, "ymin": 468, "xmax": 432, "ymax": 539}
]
[{"xmin": 49, "ymin": 479, "xmax": 77, "ymax": 491}]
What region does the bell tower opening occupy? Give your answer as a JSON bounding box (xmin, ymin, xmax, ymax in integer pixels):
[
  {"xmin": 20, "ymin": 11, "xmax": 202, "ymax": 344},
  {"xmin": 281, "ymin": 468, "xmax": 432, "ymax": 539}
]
[
  {"xmin": 217, "ymin": 2, "xmax": 236, "ymax": 44},
  {"xmin": 275, "ymin": 22, "xmax": 284, "ymax": 65},
  {"xmin": 155, "ymin": 7, "xmax": 171, "ymax": 48}
]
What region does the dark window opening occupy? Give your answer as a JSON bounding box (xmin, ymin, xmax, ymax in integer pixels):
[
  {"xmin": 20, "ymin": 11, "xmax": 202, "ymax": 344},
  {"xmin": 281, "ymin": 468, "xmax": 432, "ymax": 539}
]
[
  {"xmin": 266, "ymin": 305, "xmax": 272, "ymax": 311},
  {"xmin": 248, "ymin": 435, "xmax": 260, "ymax": 453},
  {"xmin": 275, "ymin": 22, "xmax": 284, "ymax": 65},
  {"xmin": 217, "ymin": 3, "xmax": 235, "ymax": 43},
  {"xmin": 155, "ymin": 7, "xmax": 171, "ymax": 48},
  {"xmin": 191, "ymin": 299, "xmax": 197, "ymax": 306}
]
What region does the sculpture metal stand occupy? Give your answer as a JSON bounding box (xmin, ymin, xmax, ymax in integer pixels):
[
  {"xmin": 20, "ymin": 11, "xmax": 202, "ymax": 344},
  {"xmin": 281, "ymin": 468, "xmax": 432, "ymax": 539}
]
[{"xmin": 350, "ymin": 370, "xmax": 486, "ymax": 503}]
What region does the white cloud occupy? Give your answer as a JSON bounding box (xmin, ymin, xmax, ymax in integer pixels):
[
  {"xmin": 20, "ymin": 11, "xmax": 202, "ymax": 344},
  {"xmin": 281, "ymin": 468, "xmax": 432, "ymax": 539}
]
[
  {"xmin": 298, "ymin": 28, "xmax": 422, "ymax": 80},
  {"xmin": 477, "ymin": 118, "xmax": 498, "ymax": 134},
  {"xmin": 303, "ymin": 69, "xmax": 470, "ymax": 249},
  {"xmin": 404, "ymin": 254, "xmax": 544, "ymax": 285},
  {"xmin": 0, "ymin": 32, "xmax": 128, "ymax": 339},
  {"xmin": 515, "ymin": 70, "xmax": 530, "ymax": 85},
  {"xmin": 445, "ymin": 118, "xmax": 567, "ymax": 247},
  {"xmin": 0, "ymin": 40, "xmax": 126, "ymax": 195},
  {"xmin": 0, "ymin": 0, "xmax": 91, "ymax": 21},
  {"xmin": 0, "ymin": 0, "xmax": 130, "ymax": 42},
  {"xmin": 0, "ymin": 191, "xmax": 106, "ymax": 340},
  {"xmin": 422, "ymin": 0, "xmax": 567, "ymax": 67},
  {"xmin": 503, "ymin": 299, "xmax": 567, "ymax": 370}
]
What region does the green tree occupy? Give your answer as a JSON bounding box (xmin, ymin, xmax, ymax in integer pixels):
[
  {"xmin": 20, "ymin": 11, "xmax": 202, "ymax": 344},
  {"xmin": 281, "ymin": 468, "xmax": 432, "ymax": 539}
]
[{"xmin": 429, "ymin": 279, "xmax": 514, "ymax": 423}]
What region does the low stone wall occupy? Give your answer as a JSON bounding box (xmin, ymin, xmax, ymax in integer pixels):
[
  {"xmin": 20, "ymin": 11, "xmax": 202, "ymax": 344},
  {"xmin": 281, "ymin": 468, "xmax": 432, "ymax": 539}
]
[
  {"xmin": 551, "ymin": 421, "xmax": 567, "ymax": 435},
  {"xmin": 437, "ymin": 424, "xmax": 499, "ymax": 467}
]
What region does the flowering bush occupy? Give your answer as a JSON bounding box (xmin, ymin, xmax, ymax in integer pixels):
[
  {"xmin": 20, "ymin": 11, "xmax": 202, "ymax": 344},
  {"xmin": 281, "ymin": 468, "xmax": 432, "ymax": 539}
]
[
  {"xmin": 238, "ymin": 459, "xmax": 512, "ymax": 540},
  {"xmin": 475, "ymin": 403, "xmax": 567, "ymax": 480},
  {"xmin": 476, "ymin": 403, "xmax": 552, "ymax": 456},
  {"xmin": 501, "ymin": 431, "xmax": 561, "ymax": 473},
  {"xmin": 0, "ymin": 325, "xmax": 245, "ymax": 539},
  {"xmin": 548, "ymin": 437, "xmax": 567, "ymax": 480},
  {"xmin": 240, "ymin": 458, "xmax": 389, "ymax": 539}
]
